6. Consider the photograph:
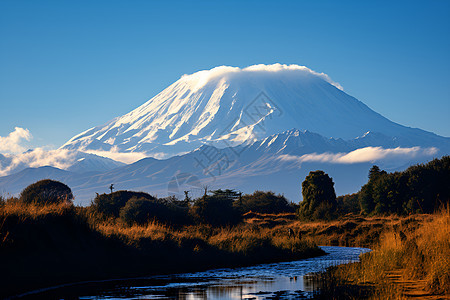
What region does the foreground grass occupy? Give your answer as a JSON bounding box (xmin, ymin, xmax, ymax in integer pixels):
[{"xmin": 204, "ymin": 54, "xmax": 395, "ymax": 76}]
[
  {"xmin": 314, "ymin": 206, "xmax": 450, "ymax": 299},
  {"xmin": 2, "ymin": 200, "xmax": 447, "ymax": 298},
  {"xmin": 0, "ymin": 201, "xmax": 323, "ymax": 297}
]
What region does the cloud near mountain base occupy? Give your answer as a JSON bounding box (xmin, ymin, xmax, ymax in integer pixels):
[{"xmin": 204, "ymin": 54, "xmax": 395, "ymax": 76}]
[
  {"xmin": 0, "ymin": 149, "xmax": 77, "ymax": 176},
  {"xmin": 84, "ymin": 146, "xmax": 148, "ymax": 164},
  {"xmin": 278, "ymin": 146, "xmax": 439, "ymax": 165}
]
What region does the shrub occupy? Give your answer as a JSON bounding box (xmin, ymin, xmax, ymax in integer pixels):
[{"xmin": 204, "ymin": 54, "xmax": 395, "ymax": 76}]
[
  {"xmin": 119, "ymin": 197, "xmax": 191, "ymax": 226},
  {"xmin": 237, "ymin": 191, "xmax": 295, "ymax": 214},
  {"xmin": 20, "ymin": 179, "xmax": 73, "ymax": 204},
  {"xmin": 191, "ymin": 195, "xmax": 242, "ymax": 226},
  {"xmin": 119, "ymin": 197, "xmax": 166, "ymax": 225},
  {"xmin": 93, "ymin": 190, "xmax": 155, "ymax": 217}
]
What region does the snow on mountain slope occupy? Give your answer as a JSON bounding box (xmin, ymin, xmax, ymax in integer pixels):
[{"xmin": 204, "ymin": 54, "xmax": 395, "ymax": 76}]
[{"xmin": 62, "ymin": 64, "xmax": 445, "ymax": 160}]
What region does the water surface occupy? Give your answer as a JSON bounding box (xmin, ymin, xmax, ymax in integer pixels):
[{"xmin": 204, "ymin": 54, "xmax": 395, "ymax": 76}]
[{"xmin": 20, "ymin": 246, "xmax": 370, "ymax": 299}]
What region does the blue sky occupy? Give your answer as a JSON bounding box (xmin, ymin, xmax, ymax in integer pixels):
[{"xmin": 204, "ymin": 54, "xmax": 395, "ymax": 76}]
[{"xmin": 1, "ymin": 0, "xmax": 449, "ymax": 150}]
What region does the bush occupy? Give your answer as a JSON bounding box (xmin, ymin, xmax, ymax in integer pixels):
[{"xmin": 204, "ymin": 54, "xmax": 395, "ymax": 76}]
[
  {"xmin": 237, "ymin": 191, "xmax": 295, "ymax": 214},
  {"xmin": 119, "ymin": 197, "xmax": 166, "ymax": 225},
  {"xmin": 119, "ymin": 197, "xmax": 191, "ymax": 226},
  {"xmin": 191, "ymin": 195, "xmax": 242, "ymax": 226},
  {"xmin": 93, "ymin": 190, "xmax": 155, "ymax": 217},
  {"xmin": 20, "ymin": 179, "xmax": 73, "ymax": 204}
]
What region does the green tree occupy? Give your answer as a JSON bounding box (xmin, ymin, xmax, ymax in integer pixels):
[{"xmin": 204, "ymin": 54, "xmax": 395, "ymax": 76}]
[
  {"xmin": 359, "ymin": 165, "xmax": 387, "ymax": 215},
  {"xmin": 336, "ymin": 193, "xmax": 360, "ymax": 215},
  {"xmin": 20, "ymin": 179, "xmax": 73, "ymax": 204},
  {"xmin": 357, "ymin": 157, "xmax": 449, "ymax": 215},
  {"xmin": 298, "ymin": 170, "xmax": 337, "ymax": 220}
]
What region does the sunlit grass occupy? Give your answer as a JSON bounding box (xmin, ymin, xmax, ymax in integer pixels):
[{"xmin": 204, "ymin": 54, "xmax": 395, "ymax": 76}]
[
  {"xmin": 0, "ymin": 198, "xmax": 73, "ymax": 219},
  {"xmin": 317, "ymin": 205, "xmax": 450, "ymax": 298}
]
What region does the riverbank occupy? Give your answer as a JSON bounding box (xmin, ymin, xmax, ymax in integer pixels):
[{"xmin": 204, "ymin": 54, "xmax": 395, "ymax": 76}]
[
  {"xmin": 0, "ymin": 201, "xmax": 324, "ymax": 297},
  {"xmin": 313, "ymin": 206, "xmax": 450, "ymax": 299}
]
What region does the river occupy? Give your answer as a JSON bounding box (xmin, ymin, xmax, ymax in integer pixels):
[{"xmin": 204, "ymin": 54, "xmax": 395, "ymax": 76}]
[{"xmin": 16, "ymin": 246, "xmax": 370, "ymax": 299}]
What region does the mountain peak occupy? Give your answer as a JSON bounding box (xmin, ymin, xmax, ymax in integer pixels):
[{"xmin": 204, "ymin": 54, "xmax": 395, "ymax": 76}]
[
  {"xmin": 178, "ymin": 64, "xmax": 344, "ymax": 92},
  {"xmin": 61, "ymin": 64, "xmax": 442, "ymax": 162}
]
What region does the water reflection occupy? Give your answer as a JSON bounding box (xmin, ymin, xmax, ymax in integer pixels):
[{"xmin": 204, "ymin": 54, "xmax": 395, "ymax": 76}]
[{"xmin": 20, "ymin": 246, "xmax": 370, "ymax": 300}]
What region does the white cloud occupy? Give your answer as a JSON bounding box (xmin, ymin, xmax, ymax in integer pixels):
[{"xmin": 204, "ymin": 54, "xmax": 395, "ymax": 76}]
[
  {"xmin": 0, "ymin": 127, "xmax": 84, "ymax": 176},
  {"xmin": 279, "ymin": 146, "xmax": 439, "ymax": 165},
  {"xmin": 0, "ymin": 127, "xmax": 32, "ymax": 154},
  {"xmin": 84, "ymin": 146, "xmax": 147, "ymax": 164},
  {"xmin": 0, "ymin": 127, "xmax": 144, "ymax": 175},
  {"xmin": 181, "ymin": 63, "xmax": 343, "ymax": 91},
  {"xmin": 0, "ymin": 148, "xmax": 77, "ymax": 176},
  {"xmin": 244, "ymin": 63, "xmax": 344, "ymax": 90}
]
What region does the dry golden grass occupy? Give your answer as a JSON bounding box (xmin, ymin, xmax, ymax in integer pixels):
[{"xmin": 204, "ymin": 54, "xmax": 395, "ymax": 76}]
[
  {"xmin": 95, "ymin": 220, "xmax": 172, "ymax": 242},
  {"xmin": 415, "ymin": 206, "xmax": 450, "ymax": 294},
  {"xmin": 317, "ymin": 206, "xmax": 450, "ymax": 299},
  {"xmin": 0, "ymin": 199, "xmax": 73, "ymax": 219},
  {"xmin": 91, "ymin": 217, "xmax": 315, "ymax": 255}
]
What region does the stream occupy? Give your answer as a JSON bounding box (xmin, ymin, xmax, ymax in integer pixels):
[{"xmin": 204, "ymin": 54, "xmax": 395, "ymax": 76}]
[{"xmin": 16, "ymin": 246, "xmax": 370, "ymax": 299}]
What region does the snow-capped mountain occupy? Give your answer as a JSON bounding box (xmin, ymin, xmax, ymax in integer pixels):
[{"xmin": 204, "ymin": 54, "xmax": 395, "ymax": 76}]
[{"xmin": 62, "ymin": 64, "xmax": 446, "ymax": 159}]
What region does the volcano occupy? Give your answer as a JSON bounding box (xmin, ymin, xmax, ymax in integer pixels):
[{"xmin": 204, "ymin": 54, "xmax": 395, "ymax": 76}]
[{"xmin": 61, "ymin": 64, "xmax": 446, "ymax": 159}]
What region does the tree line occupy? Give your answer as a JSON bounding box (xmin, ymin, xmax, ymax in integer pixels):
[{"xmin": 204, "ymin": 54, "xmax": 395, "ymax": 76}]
[
  {"xmin": 5, "ymin": 180, "xmax": 296, "ymax": 227},
  {"xmin": 298, "ymin": 156, "xmax": 449, "ymax": 220}
]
